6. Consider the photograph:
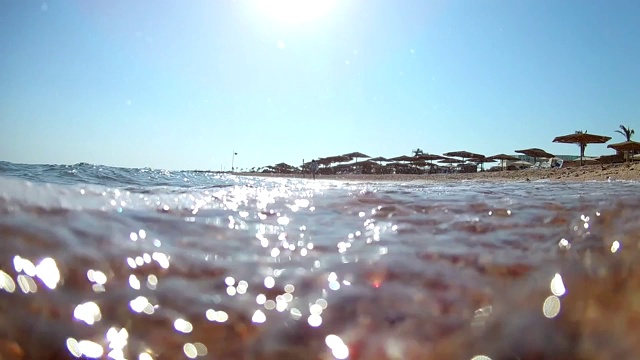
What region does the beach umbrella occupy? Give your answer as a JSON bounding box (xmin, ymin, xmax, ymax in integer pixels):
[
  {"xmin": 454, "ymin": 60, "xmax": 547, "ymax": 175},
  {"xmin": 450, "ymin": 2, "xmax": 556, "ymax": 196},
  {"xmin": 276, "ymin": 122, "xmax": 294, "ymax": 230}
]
[
  {"xmin": 417, "ymin": 154, "xmax": 445, "ymax": 164},
  {"xmin": 488, "ymin": 154, "xmax": 519, "ymax": 170},
  {"xmin": 388, "ymin": 155, "xmax": 416, "ymax": 162},
  {"xmin": 607, "ymin": 140, "xmax": 640, "ymax": 152},
  {"xmin": 415, "ymin": 154, "xmax": 445, "ymax": 170},
  {"xmin": 607, "ymin": 140, "xmax": 640, "ymax": 162},
  {"xmin": 369, "ymin": 156, "xmax": 388, "ymax": 166},
  {"xmin": 352, "ymin": 159, "xmax": 379, "ymax": 166},
  {"xmin": 417, "ymin": 154, "xmax": 445, "ymax": 161},
  {"xmin": 553, "ymin": 132, "xmax": 611, "ymax": 166},
  {"xmin": 369, "ymin": 156, "xmax": 388, "ymax": 162},
  {"xmin": 443, "ymin": 151, "xmax": 485, "ymax": 162},
  {"xmin": 515, "ymin": 148, "xmax": 555, "ymax": 164},
  {"xmin": 317, "ymin": 155, "xmax": 351, "ymax": 166},
  {"xmin": 341, "ymin": 152, "xmax": 370, "ymax": 164}
]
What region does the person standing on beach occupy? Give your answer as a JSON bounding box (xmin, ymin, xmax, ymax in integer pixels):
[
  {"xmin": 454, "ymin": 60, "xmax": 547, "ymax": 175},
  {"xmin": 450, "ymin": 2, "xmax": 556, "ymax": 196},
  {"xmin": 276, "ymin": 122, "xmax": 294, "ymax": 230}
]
[{"xmin": 311, "ymin": 160, "xmax": 319, "ymax": 180}]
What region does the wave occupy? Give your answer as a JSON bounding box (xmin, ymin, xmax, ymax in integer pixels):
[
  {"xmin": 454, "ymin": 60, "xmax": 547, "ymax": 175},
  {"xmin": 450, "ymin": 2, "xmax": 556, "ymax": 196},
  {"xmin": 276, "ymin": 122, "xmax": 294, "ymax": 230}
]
[{"xmin": 0, "ymin": 161, "xmax": 230, "ymax": 189}]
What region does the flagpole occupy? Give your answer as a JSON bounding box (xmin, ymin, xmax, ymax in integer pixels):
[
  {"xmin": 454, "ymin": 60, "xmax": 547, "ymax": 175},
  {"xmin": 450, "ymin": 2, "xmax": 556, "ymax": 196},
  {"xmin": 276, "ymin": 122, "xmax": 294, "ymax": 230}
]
[{"xmin": 232, "ymin": 150, "xmax": 235, "ymax": 172}]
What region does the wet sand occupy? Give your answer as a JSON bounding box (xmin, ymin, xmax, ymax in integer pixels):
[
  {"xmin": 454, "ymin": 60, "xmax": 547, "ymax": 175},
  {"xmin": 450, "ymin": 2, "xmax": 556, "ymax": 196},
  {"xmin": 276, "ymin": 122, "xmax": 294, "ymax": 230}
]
[{"xmin": 243, "ymin": 163, "xmax": 640, "ymax": 182}]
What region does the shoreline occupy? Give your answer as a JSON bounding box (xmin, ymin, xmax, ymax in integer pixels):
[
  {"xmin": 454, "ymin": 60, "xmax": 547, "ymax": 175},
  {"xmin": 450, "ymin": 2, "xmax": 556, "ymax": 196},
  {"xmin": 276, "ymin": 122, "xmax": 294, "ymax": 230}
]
[{"xmin": 237, "ymin": 163, "xmax": 640, "ymax": 182}]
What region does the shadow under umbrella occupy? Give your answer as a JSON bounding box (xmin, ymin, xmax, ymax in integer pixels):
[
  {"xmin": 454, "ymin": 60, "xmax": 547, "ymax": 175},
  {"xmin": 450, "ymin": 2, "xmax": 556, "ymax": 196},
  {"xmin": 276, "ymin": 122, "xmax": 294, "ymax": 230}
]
[
  {"xmin": 487, "ymin": 154, "xmax": 520, "ymax": 171},
  {"xmin": 469, "ymin": 157, "xmax": 497, "ymax": 172},
  {"xmin": 515, "ymin": 148, "xmax": 555, "ymax": 165},
  {"xmin": 437, "ymin": 157, "xmax": 465, "ymax": 172}
]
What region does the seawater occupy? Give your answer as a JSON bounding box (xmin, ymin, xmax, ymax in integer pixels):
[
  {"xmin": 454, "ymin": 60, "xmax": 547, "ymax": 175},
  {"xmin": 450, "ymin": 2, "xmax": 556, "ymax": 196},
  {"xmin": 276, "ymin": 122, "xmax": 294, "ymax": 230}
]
[{"xmin": 1, "ymin": 161, "xmax": 639, "ymax": 359}]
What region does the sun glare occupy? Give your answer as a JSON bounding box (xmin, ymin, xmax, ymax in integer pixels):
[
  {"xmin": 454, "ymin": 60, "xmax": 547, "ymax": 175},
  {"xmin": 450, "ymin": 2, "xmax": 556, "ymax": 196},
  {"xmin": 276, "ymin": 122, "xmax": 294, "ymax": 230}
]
[{"xmin": 256, "ymin": 0, "xmax": 337, "ymax": 24}]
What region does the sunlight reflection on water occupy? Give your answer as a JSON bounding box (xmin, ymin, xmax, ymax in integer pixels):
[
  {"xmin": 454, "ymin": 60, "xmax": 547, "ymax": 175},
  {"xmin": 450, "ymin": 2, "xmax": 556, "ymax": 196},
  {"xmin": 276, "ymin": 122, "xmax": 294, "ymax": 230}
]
[{"xmin": 0, "ymin": 175, "xmax": 640, "ymax": 358}]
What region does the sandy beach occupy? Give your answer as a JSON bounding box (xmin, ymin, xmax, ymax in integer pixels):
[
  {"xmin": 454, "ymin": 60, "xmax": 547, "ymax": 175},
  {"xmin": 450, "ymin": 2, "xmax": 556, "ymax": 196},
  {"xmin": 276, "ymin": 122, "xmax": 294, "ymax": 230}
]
[{"xmin": 242, "ymin": 162, "xmax": 640, "ymax": 182}]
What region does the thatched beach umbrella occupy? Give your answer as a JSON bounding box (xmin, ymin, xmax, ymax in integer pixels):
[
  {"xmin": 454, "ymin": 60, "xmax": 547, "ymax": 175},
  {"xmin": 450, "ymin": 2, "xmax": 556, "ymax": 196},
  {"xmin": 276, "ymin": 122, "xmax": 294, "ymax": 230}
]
[
  {"xmin": 607, "ymin": 140, "xmax": 640, "ymax": 152},
  {"xmin": 553, "ymin": 132, "xmax": 611, "ymax": 166},
  {"xmin": 515, "ymin": 148, "xmax": 554, "ymax": 164},
  {"xmin": 388, "ymin": 155, "xmax": 416, "ymax": 162},
  {"xmin": 352, "ymin": 159, "xmax": 379, "ymax": 166},
  {"xmin": 317, "ymin": 155, "xmax": 351, "ymax": 167},
  {"xmin": 488, "ymin": 154, "xmax": 519, "ymax": 170},
  {"xmin": 418, "ymin": 154, "xmax": 445, "ymax": 161},
  {"xmin": 443, "ymin": 151, "xmax": 485, "ymax": 162},
  {"xmin": 341, "ymin": 152, "xmax": 370, "ymax": 164},
  {"xmin": 414, "ymin": 154, "xmax": 445, "ymax": 170},
  {"xmin": 607, "ymin": 140, "xmax": 640, "ymax": 162},
  {"xmin": 369, "ymin": 156, "xmax": 388, "ymax": 166}
]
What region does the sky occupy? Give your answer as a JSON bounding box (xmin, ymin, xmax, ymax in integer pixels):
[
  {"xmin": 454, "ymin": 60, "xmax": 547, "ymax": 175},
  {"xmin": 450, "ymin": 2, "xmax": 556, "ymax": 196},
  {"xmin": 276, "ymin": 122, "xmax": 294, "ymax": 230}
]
[{"xmin": 1, "ymin": 0, "xmax": 639, "ymax": 171}]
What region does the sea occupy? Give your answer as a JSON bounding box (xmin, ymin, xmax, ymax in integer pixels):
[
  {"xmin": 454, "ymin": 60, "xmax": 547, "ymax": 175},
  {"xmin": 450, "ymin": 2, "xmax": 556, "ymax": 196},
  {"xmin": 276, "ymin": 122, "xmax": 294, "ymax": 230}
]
[{"xmin": 1, "ymin": 160, "xmax": 640, "ymax": 359}]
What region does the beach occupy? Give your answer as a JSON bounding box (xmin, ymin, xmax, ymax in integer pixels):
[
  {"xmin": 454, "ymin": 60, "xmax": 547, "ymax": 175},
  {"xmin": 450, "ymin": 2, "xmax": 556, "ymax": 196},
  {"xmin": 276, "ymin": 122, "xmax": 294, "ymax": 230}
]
[{"xmin": 243, "ymin": 162, "xmax": 640, "ymax": 182}]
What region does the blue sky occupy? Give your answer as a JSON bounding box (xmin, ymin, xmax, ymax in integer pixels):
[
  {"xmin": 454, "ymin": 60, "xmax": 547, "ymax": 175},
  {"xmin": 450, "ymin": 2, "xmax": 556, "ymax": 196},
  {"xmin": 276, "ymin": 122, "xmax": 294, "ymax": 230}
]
[{"xmin": 1, "ymin": 0, "xmax": 638, "ymax": 170}]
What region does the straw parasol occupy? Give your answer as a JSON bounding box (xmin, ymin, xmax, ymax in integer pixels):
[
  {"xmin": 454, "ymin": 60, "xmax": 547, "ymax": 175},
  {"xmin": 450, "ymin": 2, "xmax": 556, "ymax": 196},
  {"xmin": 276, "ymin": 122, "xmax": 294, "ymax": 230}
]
[
  {"xmin": 341, "ymin": 152, "xmax": 370, "ymax": 164},
  {"xmin": 607, "ymin": 140, "xmax": 640, "ymax": 162},
  {"xmin": 418, "ymin": 154, "xmax": 445, "ymax": 161},
  {"xmin": 488, "ymin": 154, "xmax": 519, "ymax": 170},
  {"xmin": 607, "ymin": 140, "xmax": 640, "ymax": 152},
  {"xmin": 443, "ymin": 151, "xmax": 485, "ymax": 161},
  {"xmin": 411, "ymin": 160, "xmax": 428, "ymax": 167},
  {"xmin": 350, "ymin": 159, "xmax": 379, "ymax": 166},
  {"xmin": 388, "ymin": 155, "xmax": 416, "ymax": 162},
  {"xmin": 416, "ymin": 153, "xmax": 444, "ymax": 168},
  {"xmin": 515, "ymin": 148, "xmax": 554, "ymax": 164},
  {"xmin": 317, "ymin": 155, "xmax": 351, "ymax": 166},
  {"xmin": 368, "ymin": 156, "xmax": 388, "ymax": 166},
  {"xmin": 553, "ymin": 132, "xmax": 611, "ymax": 166}
]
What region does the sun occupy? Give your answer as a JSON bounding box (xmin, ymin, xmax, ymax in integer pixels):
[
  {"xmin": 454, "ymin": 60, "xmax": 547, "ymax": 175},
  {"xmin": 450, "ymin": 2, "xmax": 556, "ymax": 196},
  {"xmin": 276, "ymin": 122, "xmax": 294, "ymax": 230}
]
[{"xmin": 255, "ymin": 0, "xmax": 337, "ymax": 24}]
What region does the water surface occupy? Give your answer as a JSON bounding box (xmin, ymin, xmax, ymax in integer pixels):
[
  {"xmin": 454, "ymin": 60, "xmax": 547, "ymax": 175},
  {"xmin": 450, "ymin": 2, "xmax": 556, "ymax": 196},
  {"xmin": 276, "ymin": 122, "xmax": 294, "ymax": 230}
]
[{"xmin": 1, "ymin": 161, "xmax": 639, "ymax": 359}]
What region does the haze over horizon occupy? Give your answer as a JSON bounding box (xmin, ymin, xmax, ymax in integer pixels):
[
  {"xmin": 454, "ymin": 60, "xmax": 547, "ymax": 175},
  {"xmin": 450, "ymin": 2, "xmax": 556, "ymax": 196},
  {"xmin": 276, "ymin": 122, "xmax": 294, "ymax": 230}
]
[{"xmin": 1, "ymin": 1, "xmax": 638, "ymax": 171}]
